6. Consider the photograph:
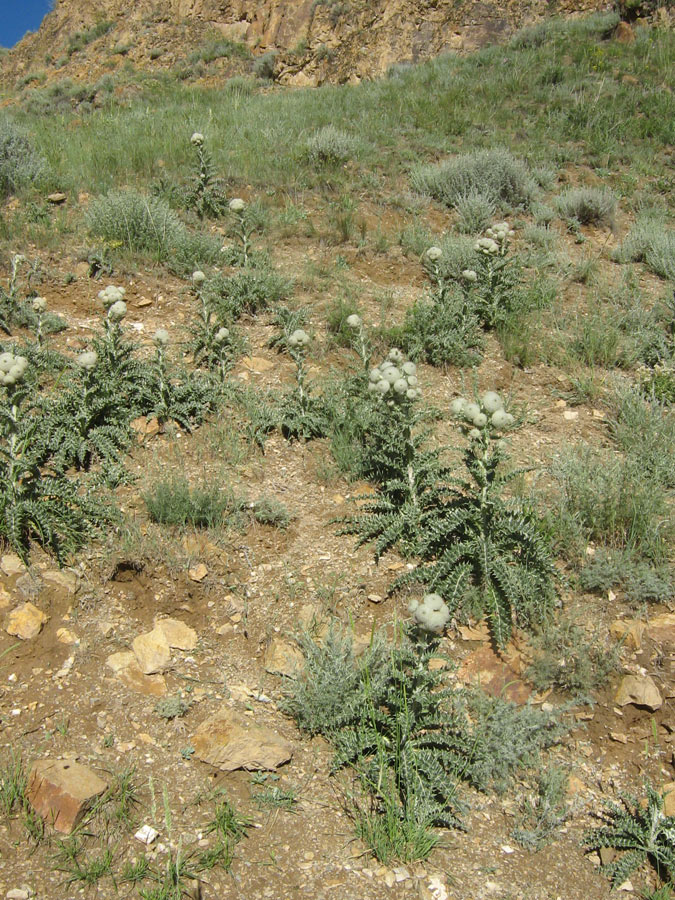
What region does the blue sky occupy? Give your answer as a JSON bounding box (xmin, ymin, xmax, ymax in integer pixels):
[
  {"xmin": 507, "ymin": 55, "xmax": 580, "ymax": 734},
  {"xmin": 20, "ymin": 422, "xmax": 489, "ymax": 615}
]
[{"xmin": 0, "ymin": 0, "xmax": 52, "ymax": 49}]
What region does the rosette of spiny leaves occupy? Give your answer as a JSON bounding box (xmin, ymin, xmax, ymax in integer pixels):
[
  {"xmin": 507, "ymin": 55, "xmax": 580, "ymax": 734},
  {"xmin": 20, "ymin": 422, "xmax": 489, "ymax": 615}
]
[
  {"xmin": 331, "ymin": 626, "xmax": 470, "ymax": 831},
  {"xmin": 583, "ymin": 782, "xmax": 675, "ymax": 890},
  {"xmin": 395, "ymin": 391, "xmax": 559, "ymax": 648},
  {"xmin": 338, "ymin": 350, "xmax": 453, "ymax": 560},
  {"xmin": 37, "ymin": 350, "xmax": 132, "ymax": 486},
  {"xmin": 0, "ymin": 355, "xmax": 113, "ymax": 563},
  {"xmin": 185, "ymin": 132, "xmax": 228, "ymax": 219}
]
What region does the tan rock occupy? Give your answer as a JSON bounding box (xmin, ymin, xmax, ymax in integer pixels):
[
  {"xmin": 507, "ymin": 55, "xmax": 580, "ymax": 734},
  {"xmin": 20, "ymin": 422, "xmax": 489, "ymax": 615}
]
[
  {"xmin": 192, "ymin": 706, "xmax": 293, "ymax": 772},
  {"xmin": 154, "ymin": 617, "xmax": 197, "ymax": 651},
  {"xmin": 188, "ymin": 563, "xmax": 208, "ymax": 583},
  {"xmin": 42, "ymin": 569, "xmax": 78, "ymax": 593},
  {"xmin": 662, "ymin": 783, "xmax": 675, "ymax": 817},
  {"xmin": 106, "ymin": 651, "xmax": 136, "ymax": 673},
  {"xmin": 47, "ymin": 192, "xmax": 67, "ymax": 204},
  {"xmin": 6, "ymin": 602, "xmax": 48, "ymax": 640},
  {"xmin": 0, "ymin": 586, "xmax": 12, "ymax": 609},
  {"xmin": 647, "ymin": 613, "xmax": 675, "ymax": 645},
  {"xmin": 610, "ymin": 619, "xmax": 645, "ymax": 651},
  {"xmin": 107, "ymin": 652, "xmax": 167, "ymax": 696},
  {"xmin": 458, "ymin": 645, "xmax": 531, "ymax": 704},
  {"xmin": 241, "ymin": 355, "xmax": 274, "ymax": 374},
  {"xmin": 132, "ymin": 628, "xmax": 171, "ymax": 674},
  {"xmin": 264, "ymin": 637, "xmax": 304, "ymax": 676},
  {"xmin": 615, "ymin": 674, "xmax": 662, "ymax": 711},
  {"xmin": 56, "ymin": 628, "xmax": 79, "ymax": 645},
  {"xmin": 27, "ymin": 759, "xmax": 107, "ymax": 833},
  {"xmin": 1, "ymin": 553, "xmax": 26, "ymax": 577}
]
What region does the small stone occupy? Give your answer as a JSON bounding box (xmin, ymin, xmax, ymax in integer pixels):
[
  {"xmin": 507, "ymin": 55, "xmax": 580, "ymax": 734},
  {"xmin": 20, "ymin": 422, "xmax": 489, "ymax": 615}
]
[
  {"xmin": 367, "ymin": 593, "xmax": 383, "ymax": 604},
  {"xmin": 136, "ymin": 297, "xmax": 153, "ymax": 308},
  {"xmin": 615, "ymin": 674, "xmax": 662, "ymax": 711},
  {"xmin": 56, "ymin": 628, "xmax": 79, "ymax": 645},
  {"xmin": 610, "ymin": 619, "xmax": 645, "ymax": 651},
  {"xmin": 216, "ymin": 623, "xmax": 234, "ymax": 637},
  {"xmin": 6, "ymin": 890, "xmax": 30, "ymax": 900},
  {"xmin": 241, "ymin": 355, "xmax": 274, "ymax": 374},
  {"xmin": 6, "ymin": 602, "xmax": 48, "ymax": 640},
  {"xmin": 264, "ymin": 638, "xmax": 304, "ymax": 676},
  {"xmin": 0, "ymin": 587, "xmax": 12, "ymax": 609},
  {"xmin": 42, "ymin": 569, "xmax": 78, "ymax": 593},
  {"xmin": 1, "ymin": 554, "xmax": 27, "ymax": 576},
  {"xmin": 27, "ymin": 759, "xmax": 107, "ymax": 833},
  {"xmin": 132, "ymin": 628, "xmax": 171, "ymax": 674},
  {"xmin": 610, "ymin": 732, "xmax": 628, "ymax": 744},
  {"xmin": 599, "ymin": 847, "xmax": 617, "ymax": 867},
  {"xmin": 188, "ymin": 563, "xmax": 208, "ymax": 583},
  {"xmin": 563, "ymin": 410, "xmax": 579, "ymax": 421},
  {"xmin": 154, "ymin": 617, "xmax": 197, "ymax": 651},
  {"xmin": 383, "ymin": 871, "xmax": 395, "ymax": 888},
  {"xmin": 106, "ymin": 651, "xmax": 136, "ymax": 673},
  {"xmin": 135, "ymin": 824, "xmax": 159, "ymax": 844},
  {"xmin": 47, "ymin": 192, "xmax": 67, "ymax": 204}
]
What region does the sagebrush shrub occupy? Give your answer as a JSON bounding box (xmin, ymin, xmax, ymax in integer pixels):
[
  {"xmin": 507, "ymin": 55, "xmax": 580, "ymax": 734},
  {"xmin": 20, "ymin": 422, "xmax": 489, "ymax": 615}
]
[
  {"xmin": 411, "ymin": 148, "xmax": 535, "ymax": 211},
  {"xmin": 305, "ymin": 125, "xmax": 360, "ymax": 166},
  {"xmin": 0, "ymin": 118, "xmax": 46, "ymax": 199},
  {"xmin": 615, "ymin": 215, "xmax": 675, "ymax": 281},
  {"xmin": 555, "ymin": 186, "xmax": 617, "ymax": 226},
  {"xmin": 86, "ymin": 190, "xmax": 183, "ymax": 260}
]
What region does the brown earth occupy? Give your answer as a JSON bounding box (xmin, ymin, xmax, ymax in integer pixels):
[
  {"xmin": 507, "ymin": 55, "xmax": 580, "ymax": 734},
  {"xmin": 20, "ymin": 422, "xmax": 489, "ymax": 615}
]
[{"xmin": 0, "ymin": 186, "xmax": 672, "ymax": 898}]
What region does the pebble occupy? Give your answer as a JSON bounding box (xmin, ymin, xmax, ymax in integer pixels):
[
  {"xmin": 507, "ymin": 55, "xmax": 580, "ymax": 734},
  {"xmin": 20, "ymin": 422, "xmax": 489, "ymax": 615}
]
[{"xmin": 6, "ymin": 890, "xmax": 30, "ymax": 900}]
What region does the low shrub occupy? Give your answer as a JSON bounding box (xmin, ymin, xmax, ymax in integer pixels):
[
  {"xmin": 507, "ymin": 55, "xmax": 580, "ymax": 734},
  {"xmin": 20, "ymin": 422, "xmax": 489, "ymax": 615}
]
[
  {"xmin": 305, "ymin": 125, "xmax": 360, "ymax": 166},
  {"xmin": 0, "ymin": 118, "xmax": 46, "ymax": 199},
  {"xmin": 555, "ymin": 186, "xmax": 617, "ymax": 226},
  {"xmin": 615, "ymin": 215, "xmax": 675, "ymax": 281}
]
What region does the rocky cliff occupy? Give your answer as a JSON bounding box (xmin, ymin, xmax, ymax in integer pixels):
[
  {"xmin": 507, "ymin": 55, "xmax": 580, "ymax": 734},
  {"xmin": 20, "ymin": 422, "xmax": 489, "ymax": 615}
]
[{"xmin": 3, "ymin": 0, "xmax": 612, "ymax": 88}]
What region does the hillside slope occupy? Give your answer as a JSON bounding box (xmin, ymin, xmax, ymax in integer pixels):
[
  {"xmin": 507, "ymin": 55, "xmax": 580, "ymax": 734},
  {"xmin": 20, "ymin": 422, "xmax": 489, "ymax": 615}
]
[{"xmin": 3, "ymin": 0, "xmax": 612, "ymax": 87}]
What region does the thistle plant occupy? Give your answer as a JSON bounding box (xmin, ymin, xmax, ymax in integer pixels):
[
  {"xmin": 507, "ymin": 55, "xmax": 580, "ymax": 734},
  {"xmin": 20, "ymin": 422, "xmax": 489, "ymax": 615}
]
[
  {"xmin": 465, "ymin": 222, "xmax": 522, "ymax": 329},
  {"xmin": 186, "ymin": 132, "xmax": 228, "ymax": 219},
  {"xmin": 225, "ymin": 198, "xmax": 254, "ymax": 266},
  {"xmin": 395, "ymin": 390, "xmax": 559, "ymax": 647},
  {"xmin": 185, "ymin": 270, "xmax": 238, "ymax": 377},
  {"xmin": 142, "ymin": 328, "xmax": 214, "ymax": 432},
  {"xmin": 0, "ymin": 354, "xmax": 112, "ymax": 563},
  {"xmin": 0, "ymin": 254, "xmax": 25, "ymax": 334},
  {"xmin": 31, "ymin": 297, "xmax": 47, "ymax": 348},
  {"xmin": 345, "ymin": 313, "xmax": 373, "ymax": 370},
  {"xmin": 274, "ymin": 328, "xmax": 328, "ymax": 441},
  {"xmin": 39, "ymin": 350, "xmax": 132, "ymax": 485},
  {"xmin": 339, "ymin": 350, "xmax": 453, "ymax": 560},
  {"xmin": 583, "ymin": 782, "xmax": 675, "ymax": 890}
]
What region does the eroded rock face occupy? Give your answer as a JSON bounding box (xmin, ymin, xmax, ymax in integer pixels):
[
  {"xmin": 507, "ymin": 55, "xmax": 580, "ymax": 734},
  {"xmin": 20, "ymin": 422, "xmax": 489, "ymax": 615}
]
[{"xmin": 5, "ymin": 0, "xmax": 614, "ymax": 87}]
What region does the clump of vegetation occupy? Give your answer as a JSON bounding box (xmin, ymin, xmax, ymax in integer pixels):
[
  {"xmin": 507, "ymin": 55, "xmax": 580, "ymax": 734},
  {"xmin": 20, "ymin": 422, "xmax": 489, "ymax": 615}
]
[
  {"xmin": 614, "ymin": 215, "xmax": 675, "ymax": 281},
  {"xmin": 555, "ymin": 186, "xmax": 617, "ymax": 227},
  {"xmin": 0, "ymin": 118, "xmax": 46, "ymax": 199},
  {"xmin": 185, "ymin": 132, "xmax": 228, "ymax": 219},
  {"xmin": 583, "ymin": 782, "xmax": 675, "ymax": 891},
  {"xmin": 512, "ymin": 767, "xmax": 570, "ymax": 851},
  {"xmin": 305, "ymin": 125, "xmax": 360, "ymax": 166},
  {"xmin": 411, "ymin": 148, "xmax": 535, "ymax": 212},
  {"xmin": 188, "ymin": 38, "xmax": 250, "ymax": 65},
  {"xmin": 143, "ymin": 477, "xmax": 240, "ymax": 528}
]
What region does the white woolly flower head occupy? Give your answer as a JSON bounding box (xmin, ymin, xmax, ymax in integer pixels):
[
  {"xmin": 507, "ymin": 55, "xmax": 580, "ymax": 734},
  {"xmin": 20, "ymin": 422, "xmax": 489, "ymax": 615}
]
[
  {"xmin": 368, "ymin": 350, "xmax": 420, "ymax": 405},
  {"xmin": 0, "ymin": 352, "xmax": 29, "ymax": 386},
  {"xmin": 462, "ymin": 269, "xmax": 478, "ymax": 283},
  {"xmin": 32, "ymin": 296, "xmax": 47, "ymax": 313},
  {"xmin": 190, "ymin": 132, "xmax": 204, "ymax": 146},
  {"xmin": 214, "ymin": 327, "xmax": 230, "ymax": 344},
  {"xmin": 153, "ymin": 329, "xmax": 169, "ymax": 346},
  {"xmin": 229, "ymin": 198, "xmax": 246, "ymax": 213},
  {"xmin": 192, "ymin": 270, "xmax": 206, "ymax": 286},
  {"xmin": 77, "ymin": 351, "xmax": 98, "ymax": 371},
  {"xmin": 474, "ymin": 237, "xmax": 500, "ymax": 255},
  {"xmin": 346, "ymin": 314, "xmax": 362, "ymax": 329},
  {"xmin": 408, "ymin": 593, "xmax": 450, "ymax": 634},
  {"xmin": 108, "ymin": 300, "xmax": 127, "ymax": 322},
  {"xmin": 425, "ymin": 246, "xmax": 443, "ymax": 262},
  {"xmin": 98, "ymin": 285, "xmax": 126, "ymax": 309},
  {"xmin": 288, "ymin": 328, "xmax": 310, "ymax": 349}
]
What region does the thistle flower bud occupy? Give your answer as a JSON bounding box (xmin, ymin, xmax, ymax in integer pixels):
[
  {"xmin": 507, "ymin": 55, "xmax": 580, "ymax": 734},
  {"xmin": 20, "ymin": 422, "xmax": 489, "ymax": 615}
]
[
  {"xmin": 191, "ymin": 132, "xmax": 204, "ymax": 145},
  {"xmin": 288, "ymin": 328, "xmax": 310, "ymax": 349},
  {"xmin": 474, "ymin": 237, "xmax": 499, "ymax": 255},
  {"xmin": 375, "ymin": 379, "xmax": 390, "ymax": 395},
  {"xmin": 214, "ymin": 327, "xmax": 230, "ymax": 344},
  {"xmin": 491, "ymin": 409, "xmax": 514, "ymax": 430},
  {"xmin": 410, "ymin": 593, "xmax": 450, "ymax": 634},
  {"xmin": 32, "ymin": 297, "xmax": 47, "ymax": 313},
  {"xmin": 463, "ymin": 401, "xmax": 480, "ymax": 422},
  {"xmin": 369, "ymin": 368, "xmax": 382, "ymax": 384},
  {"xmin": 406, "ymin": 388, "xmax": 421, "ymax": 401},
  {"xmin": 426, "ymin": 246, "xmax": 443, "ymax": 262},
  {"xmin": 462, "ymin": 269, "xmax": 478, "ymax": 283},
  {"xmin": 387, "ymin": 348, "xmax": 405, "ymax": 365},
  {"xmin": 393, "ymin": 378, "xmax": 408, "ymax": 395},
  {"xmin": 77, "ymin": 351, "xmax": 98, "ymax": 370},
  {"xmin": 450, "ymin": 397, "xmax": 466, "ymax": 417},
  {"xmin": 0, "ymin": 352, "xmax": 28, "ymax": 385},
  {"xmin": 346, "ymin": 314, "xmax": 362, "ymax": 329},
  {"xmin": 469, "ymin": 428, "xmax": 481, "ymax": 439},
  {"xmin": 402, "ymin": 361, "xmax": 417, "ymax": 376},
  {"xmin": 192, "ymin": 270, "xmax": 206, "ymax": 286},
  {"xmin": 473, "ymin": 412, "xmax": 488, "ymax": 428},
  {"xmin": 481, "ymin": 391, "xmax": 503, "ymax": 414},
  {"xmin": 229, "ymin": 198, "xmax": 246, "ymax": 212},
  {"xmin": 108, "ymin": 300, "xmax": 127, "ymax": 322},
  {"xmin": 98, "ymin": 285, "xmax": 126, "ymax": 308},
  {"xmin": 153, "ymin": 329, "xmax": 169, "ymax": 346}
]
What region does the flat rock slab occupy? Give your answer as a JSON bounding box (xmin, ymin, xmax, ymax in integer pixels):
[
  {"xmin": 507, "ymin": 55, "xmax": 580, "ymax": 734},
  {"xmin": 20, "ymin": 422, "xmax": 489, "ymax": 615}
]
[
  {"xmin": 154, "ymin": 617, "xmax": 197, "ymax": 651},
  {"xmin": 0, "ymin": 554, "xmax": 26, "ymax": 577},
  {"xmin": 5, "ymin": 602, "xmax": 48, "ymax": 640},
  {"xmin": 132, "ymin": 627, "xmax": 171, "ymax": 674},
  {"xmin": 106, "ymin": 651, "xmax": 167, "ymax": 697},
  {"xmin": 264, "ymin": 637, "xmax": 304, "ymax": 677},
  {"xmin": 192, "ymin": 706, "xmax": 293, "ymax": 772},
  {"xmin": 27, "ymin": 759, "xmax": 107, "ymax": 833},
  {"xmin": 458, "ymin": 645, "xmax": 531, "ymax": 704},
  {"xmin": 615, "ymin": 674, "xmax": 662, "ymax": 711}
]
